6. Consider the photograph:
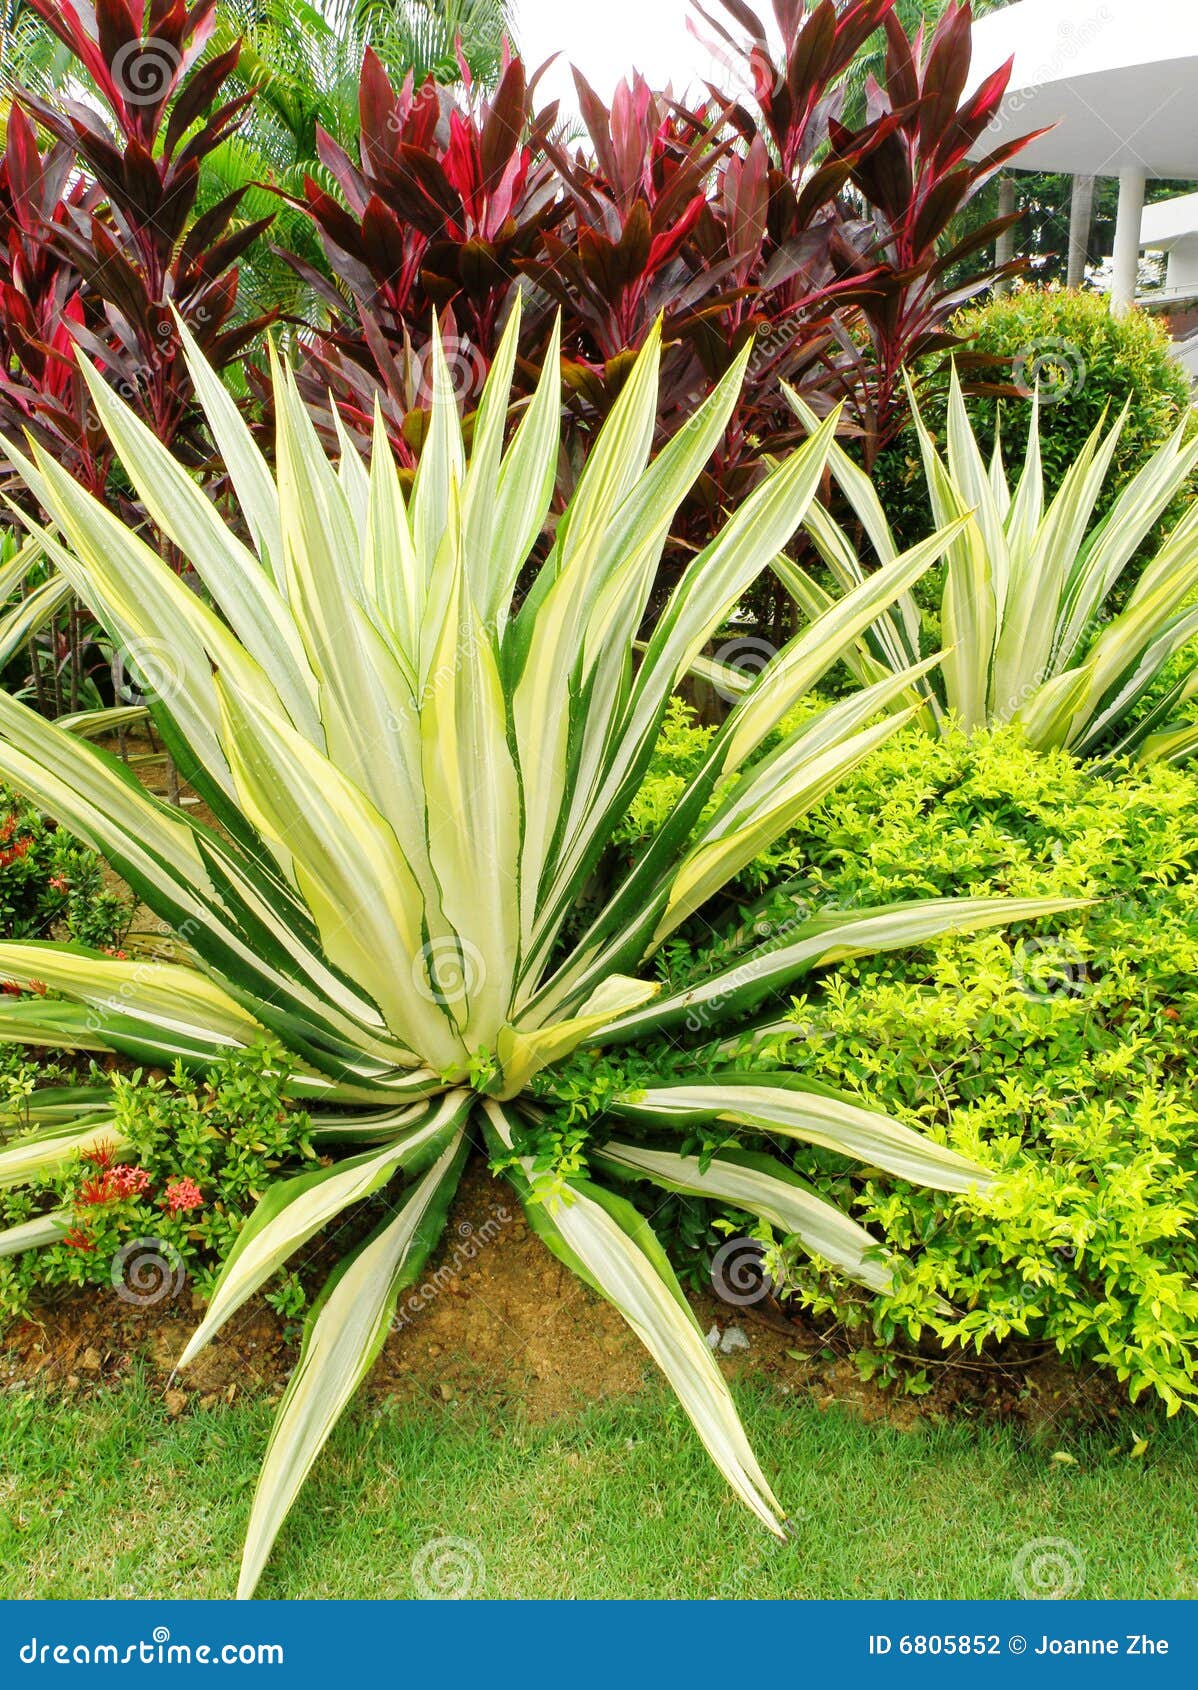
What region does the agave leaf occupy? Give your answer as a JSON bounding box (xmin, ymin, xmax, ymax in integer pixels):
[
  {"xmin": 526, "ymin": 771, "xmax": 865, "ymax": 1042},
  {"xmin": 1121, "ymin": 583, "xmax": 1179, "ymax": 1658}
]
[
  {"xmin": 237, "ymin": 1125, "xmax": 469, "ymax": 1599},
  {"xmin": 0, "ymin": 1209, "xmax": 70, "ymax": 1257},
  {"xmin": 598, "ymin": 896, "xmax": 1095, "ymax": 1045},
  {"xmin": 658, "ymin": 707, "xmax": 920, "ymax": 942},
  {"xmin": 77, "ymin": 358, "xmax": 320, "ymax": 743},
  {"xmin": 173, "ymin": 308, "xmax": 284, "ymax": 577},
  {"xmin": 177, "ymin": 1091, "xmax": 473, "ymax": 1371},
  {"xmin": 0, "ymin": 571, "xmax": 72, "ymax": 669},
  {"xmin": 484, "ymin": 1101, "xmax": 785, "ymax": 1537},
  {"xmin": 0, "ymin": 1118, "xmax": 123, "ymax": 1189},
  {"xmin": 614, "ymin": 1076, "xmax": 991, "ymax": 1194},
  {"xmin": 596, "ymin": 1140, "xmax": 896, "ymax": 1293},
  {"xmin": 212, "ymin": 674, "xmax": 462, "ymax": 1070},
  {"xmin": 0, "ymin": 941, "xmax": 270, "ymax": 1051}
]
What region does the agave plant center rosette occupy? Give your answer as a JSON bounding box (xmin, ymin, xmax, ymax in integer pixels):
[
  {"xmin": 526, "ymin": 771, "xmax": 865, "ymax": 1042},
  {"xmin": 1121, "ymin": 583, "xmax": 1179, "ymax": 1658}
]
[{"xmin": 0, "ymin": 301, "xmax": 1082, "ymax": 1595}]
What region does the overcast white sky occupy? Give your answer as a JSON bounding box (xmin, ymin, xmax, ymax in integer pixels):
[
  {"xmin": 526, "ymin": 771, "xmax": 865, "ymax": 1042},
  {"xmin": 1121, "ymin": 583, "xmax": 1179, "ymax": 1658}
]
[{"xmin": 513, "ymin": 0, "xmax": 734, "ymax": 112}]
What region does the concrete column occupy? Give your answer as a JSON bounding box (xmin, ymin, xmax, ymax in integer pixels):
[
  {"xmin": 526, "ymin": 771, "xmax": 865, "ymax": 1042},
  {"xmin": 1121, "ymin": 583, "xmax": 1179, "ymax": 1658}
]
[
  {"xmin": 1110, "ymin": 165, "xmax": 1147, "ymax": 316},
  {"xmin": 1067, "ymin": 174, "xmax": 1096, "ymax": 288}
]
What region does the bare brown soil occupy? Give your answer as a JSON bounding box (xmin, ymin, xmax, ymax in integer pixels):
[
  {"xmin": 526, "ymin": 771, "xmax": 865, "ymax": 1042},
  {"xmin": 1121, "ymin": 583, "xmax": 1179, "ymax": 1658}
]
[{"xmin": 0, "ymin": 1161, "xmax": 1119, "ymax": 1436}]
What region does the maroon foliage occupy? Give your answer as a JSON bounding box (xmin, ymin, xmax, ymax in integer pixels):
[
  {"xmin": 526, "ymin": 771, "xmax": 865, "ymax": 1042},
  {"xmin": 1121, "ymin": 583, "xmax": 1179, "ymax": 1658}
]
[
  {"xmin": 289, "ymin": 46, "xmax": 561, "ymax": 459},
  {"xmin": 0, "ymin": 108, "xmax": 108, "ymax": 496},
  {"xmin": 13, "ymin": 0, "xmax": 274, "ymax": 459},
  {"xmin": 526, "ymin": 70, "xmax": 734, "ymax": 400},
  {"xmin": 814, "ymin": 1, "xmax": 1048, "ymax": 463}
]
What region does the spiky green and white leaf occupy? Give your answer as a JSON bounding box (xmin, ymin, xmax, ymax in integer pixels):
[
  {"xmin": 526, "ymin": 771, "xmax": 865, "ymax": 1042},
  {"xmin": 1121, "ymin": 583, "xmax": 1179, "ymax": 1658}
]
[
  {"xmin": 612, "ymin": 1077, "xmax": 992, "ymax": 1194},
  {"xmin": 596, "ymin": 1140, "xmax": 895, "ymax": 1292},
  {"xmin": 237, "ymin": 1125, "xmax": 469, "ymax": 1598}
]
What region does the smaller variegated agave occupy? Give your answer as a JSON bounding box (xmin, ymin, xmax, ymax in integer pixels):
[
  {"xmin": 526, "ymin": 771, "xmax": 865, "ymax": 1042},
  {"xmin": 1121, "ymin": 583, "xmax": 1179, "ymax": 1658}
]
[
  {"xmin": 775, "ymin": 371, "xmax": 1198, "ymax": 766},
  {"xmin": 0, "ymin": 302, "xmax": 1079, "ymax": 1595}
]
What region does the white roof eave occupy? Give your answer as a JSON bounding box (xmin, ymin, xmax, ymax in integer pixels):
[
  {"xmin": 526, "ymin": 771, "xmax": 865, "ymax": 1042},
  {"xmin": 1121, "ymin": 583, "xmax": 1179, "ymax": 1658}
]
[{"xmin": 965, "ymin": 0, "xmax": 1198, "ymax": 178}]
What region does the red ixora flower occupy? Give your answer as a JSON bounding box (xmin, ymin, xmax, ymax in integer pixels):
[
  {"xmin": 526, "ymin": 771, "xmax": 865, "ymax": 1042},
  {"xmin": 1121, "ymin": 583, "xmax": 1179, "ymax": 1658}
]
[
  {"xmin": 48, "ymin": 874, "xmax": 71, "ymax": 893},
  {"xmin": 110, "ymin": 1165, "xmax": 152, "ymax": 1198},
  {"xmin": 75, "ymin": 1153, "xmax": 151, "ymax": 1205},
  {"xmin": 76, "ymin": 1173, "xmax": 116, "ymax": 1206},
  {"xmin": 162, "ymin": 1177, "xmax": 203, "ymax": 1214},
  {"xmin": 62, "ymin": 1226, "xmax": 97, "ymax": 1252}
]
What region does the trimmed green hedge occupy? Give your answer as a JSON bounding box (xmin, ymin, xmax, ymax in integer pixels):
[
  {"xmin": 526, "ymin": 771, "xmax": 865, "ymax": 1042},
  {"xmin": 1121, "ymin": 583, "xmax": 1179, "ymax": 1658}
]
[
  {"xmin": 954, "ymin": 286, "xmax": 1193, "ymax": 506},
  {"xmin": 623, "ymin": 711, "xmax": 1198, "ymax": 1413}
]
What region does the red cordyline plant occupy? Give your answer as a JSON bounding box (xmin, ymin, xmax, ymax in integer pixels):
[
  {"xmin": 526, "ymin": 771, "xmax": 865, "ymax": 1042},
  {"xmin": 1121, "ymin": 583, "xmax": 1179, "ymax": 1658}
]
[
  {"xmin": 810, "ymin": 1, "xmax": 1047, "ymax": 467},
  {"xmin": 0, "ymin": 107, "xmax": 110, "ymax": 498},
  {"xmin": 525, "ymin": 70, "xmax": 736, "ymax": 405},
  {"xmin": 278, "ymin": 0, "xmax": 1039, "ymax": 529},
  {"xmin": 11, "ymin": 0, "xmax": 276, "ymax": 466},
  {"xmin": 667, "ymin": 0, "xmax": 899, "ymax": 536},
  {"xmin": 287, "ymin": 45, "xmax": 561, "ymax": 461}
]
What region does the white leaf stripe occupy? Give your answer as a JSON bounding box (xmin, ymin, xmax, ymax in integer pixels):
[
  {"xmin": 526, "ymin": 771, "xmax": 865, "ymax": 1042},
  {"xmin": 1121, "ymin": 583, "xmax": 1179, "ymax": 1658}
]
[
  {"xmin": 596, "ymin": 1140, "xmax": 895, "ymax": 1292},
  {"xmin": 483, "ymin": 1101, "xmax": 784, "ymax": 1536}
]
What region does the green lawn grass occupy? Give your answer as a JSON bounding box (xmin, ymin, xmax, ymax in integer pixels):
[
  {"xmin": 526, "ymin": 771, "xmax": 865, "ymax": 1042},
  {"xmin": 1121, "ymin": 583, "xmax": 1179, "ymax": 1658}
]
[{"xmin": 1, "ymin": 1375, "xmax": 1195, "ymax": 1600}]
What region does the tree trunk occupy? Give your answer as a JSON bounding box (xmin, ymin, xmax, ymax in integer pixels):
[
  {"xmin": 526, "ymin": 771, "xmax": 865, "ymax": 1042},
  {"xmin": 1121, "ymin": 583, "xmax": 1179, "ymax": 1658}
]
[
  {"xmin": 1067, "ymin": 174, "xmax": 1096, "ymax": 288},
  {"xmin": 994, "ymin": 176, "xmax": 1018, "ymax": 294}
]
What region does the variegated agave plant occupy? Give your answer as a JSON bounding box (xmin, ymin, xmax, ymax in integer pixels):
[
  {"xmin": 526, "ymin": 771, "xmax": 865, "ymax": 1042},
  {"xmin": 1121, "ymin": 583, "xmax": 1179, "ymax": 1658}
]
[
  {"xmin": 778, "ymin": 372, "xmax": 1198, "ymax": 767},
  {"xmin": 0, "ymin": 302, "xmax": 1077, "ymax": 1596}
]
